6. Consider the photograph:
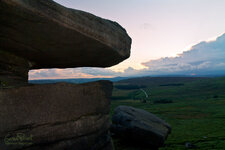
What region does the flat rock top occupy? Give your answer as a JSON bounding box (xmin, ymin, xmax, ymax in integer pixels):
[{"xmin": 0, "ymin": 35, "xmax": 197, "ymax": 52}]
[{"xmin": 0, "ymin": 0, "xmax": 131, "ymax": 69}]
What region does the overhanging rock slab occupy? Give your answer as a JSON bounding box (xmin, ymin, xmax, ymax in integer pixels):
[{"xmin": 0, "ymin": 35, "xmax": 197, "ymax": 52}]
[
  {"xmin": 0, "ymin": 0, "xmax": 131, "ymax": 87},
  {"xmin": 0, "ymin": 0, "xmax": 131, "ymax": 69}
]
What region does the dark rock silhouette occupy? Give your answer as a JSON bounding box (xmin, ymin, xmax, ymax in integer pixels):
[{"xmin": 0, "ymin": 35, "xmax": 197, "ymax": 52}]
[
  {"xmin": 0, "ymin": 0, "xmax": 131, "ymax": 87},
  {"xmin": 0, "ymin": 0, "xmax": 131, "ymax": 149},
  {"xmin": 111, "ymin": 106, "xmax": 171, "ymax": 149}
]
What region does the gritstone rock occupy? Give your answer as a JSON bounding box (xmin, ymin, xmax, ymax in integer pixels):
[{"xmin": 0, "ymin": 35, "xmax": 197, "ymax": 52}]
[{"xmin": 111, "ymin": 106, "xmax": 171, "ymax": 149}]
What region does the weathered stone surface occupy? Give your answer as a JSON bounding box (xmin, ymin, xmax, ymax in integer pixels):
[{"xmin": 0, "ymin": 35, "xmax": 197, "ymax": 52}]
[
  {"xmin": 0, "ymin": 0, "xmax": 131, "ymax": 87},
  {"xmin": 111, "ymin": 106, "xmax": 171, "ymax": 149},
  {"xmin": 0, "ymin": 0, "xmax": 131, "ymax": 69},
  {"xmin": 0, "ymin": 0, "xmax": 131, "ymax": 149},
  {"xmin": 0, "ymin": 81, "xmax": 113, "ymax": 150}
]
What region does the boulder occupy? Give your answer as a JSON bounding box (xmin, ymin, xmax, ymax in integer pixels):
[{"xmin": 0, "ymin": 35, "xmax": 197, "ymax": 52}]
[
  {"xmin": 0, "ymin": 0, "xmax": 131, "ymax": 87},
  {"xmin": 0, "ymin": 81, "xmax": 113, "ymax": 150},
  {"xmin": 111, "ymin": 106, "xmax": 171, "ymax": 149}
]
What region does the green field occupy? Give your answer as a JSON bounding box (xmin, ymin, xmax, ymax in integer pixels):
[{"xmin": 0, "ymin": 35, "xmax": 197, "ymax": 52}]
[{"xmin": 110, "ymin": 77, "xmax": 225, "ymax": 150}]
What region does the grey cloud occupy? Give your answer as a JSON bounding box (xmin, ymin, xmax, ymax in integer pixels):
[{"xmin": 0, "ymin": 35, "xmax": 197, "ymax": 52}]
[
  {"xmin": 79, "ymin": 67, "xmax": 118, "ymax": 76},
  {"xmin": 140, "ymin": 23, "xmax": 154, "ymax": 30},
  {"xmin": 142, "ymin": 33, "xmax": 225, "ymax": 75}
]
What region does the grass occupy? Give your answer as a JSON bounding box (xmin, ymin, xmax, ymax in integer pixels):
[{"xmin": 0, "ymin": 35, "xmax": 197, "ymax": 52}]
[{"xmin": 110, "ymin": 77, "xmax": 225, "ymax": 150}]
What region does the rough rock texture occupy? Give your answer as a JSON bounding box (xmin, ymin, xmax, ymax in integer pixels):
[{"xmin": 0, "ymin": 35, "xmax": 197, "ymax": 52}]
[
  {"xmin": 0, "ymin": 0, "xmax": 131, "ymax": 68},
  {"xmin": 0, "ymin": 0, "xmax": 131, "ymax": 87},
  {"xmin": 111, "ymin": 106, "xmax": 171, "ymax": 149},
  {"xmin": 0, "ymin": 81, "xmax": 113, "ymax": 150},
  {"xmin": 0, "ymin": 0, "xmax": 132, "ymax": 149}
]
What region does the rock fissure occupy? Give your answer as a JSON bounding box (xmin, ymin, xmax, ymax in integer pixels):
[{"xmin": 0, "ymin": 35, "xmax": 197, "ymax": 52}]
[{"xmin": 1, "ymin": 114, "xmax": 108, "ymax": 136}]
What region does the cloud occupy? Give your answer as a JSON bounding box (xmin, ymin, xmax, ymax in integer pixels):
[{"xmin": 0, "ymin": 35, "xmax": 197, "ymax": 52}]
[
  {"xmin": 29, "ymin": 33, "xmax": 225, "ymax": 80},
  {"xmin": 141, "ymin": 33, "xmax": 225, "ymax": 75},
  {"xmin": 139, "ymin": 23, "xmax": 153, "ymax": 30},
  {"xmin": 29, "ymin": 68, "xmax": 116, "ymax": 80},
  {"xmin": 29, "ymin": 66, "xmax": 145, "ymax": 80}
]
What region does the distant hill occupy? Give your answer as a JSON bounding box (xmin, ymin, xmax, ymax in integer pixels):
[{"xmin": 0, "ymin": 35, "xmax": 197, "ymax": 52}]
[
  {"xmin": 116, "ymin": 76, "xmax": 210, "ymax": 87},
  {"xmin": 29, "ymin": 77, "xmax": 129, "ymax": 84},
  {"xmin": 29, "ymin": 75, "xmax": 225, "ymax": 85}
]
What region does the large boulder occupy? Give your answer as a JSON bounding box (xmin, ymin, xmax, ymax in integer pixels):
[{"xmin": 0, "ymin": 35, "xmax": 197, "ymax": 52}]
[
  {"xmin": 0, "ymin": 0, "xmax": 131, "ymax": 87},
  {"xmin": 0, "ymin": 81, "xmax": 113, "ymax": 150},
  {"xmin": 111, "ymin": 106, "xmax": 171, "ymax": 149}
]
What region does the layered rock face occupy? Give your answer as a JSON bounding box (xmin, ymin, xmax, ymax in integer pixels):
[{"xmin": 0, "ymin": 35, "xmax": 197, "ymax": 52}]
[
  {"xmin": 0, "ymin": 0, "xmax": 131, "ymax": 87},
  {"xmin": 0, "ymin": 81, "xmax": 113, "ymax": 150},
  {"xmin": 111, "ymin": 106, "xmax": 171, "ymax": 149},
  {"xmin": 0, "ymin": 0, "xmax": 131, "ymax": 149}
]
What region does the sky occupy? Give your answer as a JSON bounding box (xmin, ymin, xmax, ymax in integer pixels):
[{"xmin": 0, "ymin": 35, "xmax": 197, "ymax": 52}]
[{"xmin": 29, "ymin": 0, "xmax": 225, "ymax": 80}]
